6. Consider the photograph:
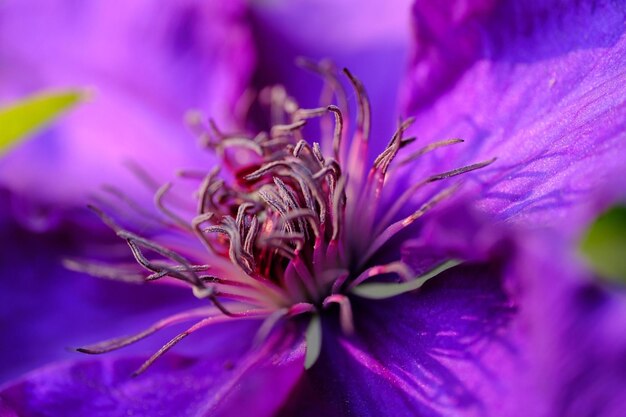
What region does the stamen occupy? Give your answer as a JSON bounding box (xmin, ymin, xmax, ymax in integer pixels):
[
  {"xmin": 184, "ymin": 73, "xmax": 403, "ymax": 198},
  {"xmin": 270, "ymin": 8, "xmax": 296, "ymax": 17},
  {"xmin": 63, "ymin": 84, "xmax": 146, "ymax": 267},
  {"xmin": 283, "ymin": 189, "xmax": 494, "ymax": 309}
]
[
  {"xmin": 88, "ymin": 205, "xmax": 205, "ymax": 288},
  {"xmin": 83, "ymin": 61, "xmax": 497, "ymax": 375},
  {"xmin": 379, "ymin": 158, "xmax": 497, "ymax": 230},
  {"xmin": 192, "ymin": 212, "xmax": 222, "ymax": 255},
  {"xmin": 327, "ymin": 105, "xmax": 343, "ymax": 160},
  {"xmin": 363, "ymin": 185, "xmax": 459, "ymax": 263},
  {"xmin": 234, "ymin": 87, "xmax": 257, "ymax": 126},
  {"xmin": 185, "ymin": 110, "xmax": 213, "ymax": 148},
  {"xmin": 264, "ymin": 232, "xmax": 306, "ymax": 252},
  {"xmin": 293, "ymin": 139, "xmax": 312, "ymax": 159},
  {"xmin": 235, "ymin": 202, "xmax": 253, "ymax": 235},
  {"xmin": 243, "ymin": 216, "xmax": 260, "ymax": 256},
  {"xmin": 323, "ymin": 294, "xmax": 354, "ymax": 334},
  {"xmin": 270, "ymin": 120, "xmax": 307, "ymax": 138},
  {"xmin": 343, "ymin": 69, "xmax": 371, "ymax": 197},
  {"xmin": 145, "ymin": 264, "xmax": 210, "ymax": 281},
  {"xmin": 154, "ymin": 182, "xmax": 192, "ymax": 231},
  {"xmin": 217, "ymin": 137, "xmax": 264, "ymax": 156},
  {"xmin": 428, "ymin": 157, "xmax": 496, "ymax": 181},
  {"xmin": 196, "ymin": 167, "xmax": 221, "ymax": 215},
  {"xmin": 312, "ymin": 142, "xmax": 325, "ymax": 165},
  {"xmin": 342, "ymin": 68, "xmax": 371, "ymax": 143},
  {"xmin": 260, "ymin": 85, "xmax": 289, "ymax": 125},
  {"xmin": 354, "ymin": 118, "xmax": 415, "ymax": 240},
  {"xmin": 331, "ymin": 177, "xmax": 346, "ymax": 241},
  {"xmin": 347, "ymin": 261, "xmax": 414, "ymax": 290},
  {"xmin": 132, "ymin": 313, "xmax": 264, "ymax": 376},
  {"xmin": 398, "ymin": 138, "xmax": 465, "ymax": 166},
  {"xmin": 101, "ymin": 185, "xmax": 167, "ymax": 228},
  {"xmin": 205, "ymin": 221, "xmax": 254, "ymax": 274},
  {"xmin": 373, "ymin": 117, "xmax": 415, "ymax": 174},
  {"xmin": 288, "ymin": 302, "xmax": 317, "ymax": 317},
  {"xmin": 293, "ymin": 107, "xmax": 328, "ymax": 122},
  {"xmin": 295, "ymin": 57, "xmax": 349, "ymax": 116},
  {"xmin": 132, "ymin": 333, "xmax": 188, "ymax": 377},
  {"xmin": 123, "ymin": 160, "xmax": 162, "ymax": 192},
  {"xmin": 280, "ymin": 209, "xmax": 320, "ymax": 239},
  {"xmin": 77, "ymin": 307, "xmax": 217, "ymax": 354},
  {"xmin": 63, "ymin": 259, "xmax": 144, "ymax": 283}
]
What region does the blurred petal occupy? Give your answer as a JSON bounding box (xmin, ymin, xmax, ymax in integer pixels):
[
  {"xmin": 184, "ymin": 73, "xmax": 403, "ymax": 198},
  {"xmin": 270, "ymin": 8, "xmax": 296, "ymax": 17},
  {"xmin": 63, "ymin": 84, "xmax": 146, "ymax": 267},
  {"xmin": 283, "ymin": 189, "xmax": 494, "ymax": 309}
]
[
  {"xmin": 0, "ymin": 0, "xmax": 254, "ymax": 208},
  {"xmin": 402, "ymin": 0, "xmax": 626, "ymax": 233},
  {"xmin": 0, "ymin": 197, "xmax": 198, "ymax": 382},
  {"xmin": 249, "ymin": 0, "xmax": 413, "ymax": 155},
  {"xmin": 514, "ymin": 233, "xmax": 626, "ymax": 417},
  {"xmin": 0, "ymin": 331, "xmax": 304, "ymax": 417}
]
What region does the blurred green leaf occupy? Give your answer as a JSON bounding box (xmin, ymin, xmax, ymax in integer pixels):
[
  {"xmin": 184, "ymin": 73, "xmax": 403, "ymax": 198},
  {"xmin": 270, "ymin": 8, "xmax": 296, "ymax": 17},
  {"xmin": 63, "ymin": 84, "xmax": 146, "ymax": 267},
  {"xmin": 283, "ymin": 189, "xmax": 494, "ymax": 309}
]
[
  {"xmin": 351, "ymin": 259, "xmax": 462, "ymax": 300},
  {"xmin": 580, "ymin": 205, "xmax": 626, "ymax": 282},
  {"xmin": 0, "ymin": 89, "xmax": 87, "ymax": 155}
]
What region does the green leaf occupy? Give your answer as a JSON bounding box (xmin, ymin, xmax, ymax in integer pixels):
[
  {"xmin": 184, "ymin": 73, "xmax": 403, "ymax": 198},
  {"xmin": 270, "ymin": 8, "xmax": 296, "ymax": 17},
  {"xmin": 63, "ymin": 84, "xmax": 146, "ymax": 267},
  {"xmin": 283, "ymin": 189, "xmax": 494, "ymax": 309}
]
[
  {"xmin": 304, "ymin": 314, "xmax": 322, "ymax": 370},
  {"xmin": 0, "ymin": 89, "xmax": 88, "ymax": 154},
  {"xmin": 351, "ymin": 259, "xmax": 462, "ymax": 300},
  {"xmin": 580, "ymin": 205, "xmax": 626, "ymax": 282}
]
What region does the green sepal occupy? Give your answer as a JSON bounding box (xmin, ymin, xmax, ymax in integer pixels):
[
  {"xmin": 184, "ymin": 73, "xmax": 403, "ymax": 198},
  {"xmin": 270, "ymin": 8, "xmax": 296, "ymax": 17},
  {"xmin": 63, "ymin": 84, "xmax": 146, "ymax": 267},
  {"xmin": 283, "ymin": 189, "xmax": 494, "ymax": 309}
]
[
  {"xmin": 304, "ymin": 314, "xmax": 322, "ymax": 370},
  {"xmin": 0, "ymin": 89, "xmax": 88, "ymax": 155},
  {"xmin": 580, "ymin": 205, "xmax": 626, "ymax": 282},
  {"xmin": 351, "ymin": 259, "xmax": 462, "ymax": 300}
]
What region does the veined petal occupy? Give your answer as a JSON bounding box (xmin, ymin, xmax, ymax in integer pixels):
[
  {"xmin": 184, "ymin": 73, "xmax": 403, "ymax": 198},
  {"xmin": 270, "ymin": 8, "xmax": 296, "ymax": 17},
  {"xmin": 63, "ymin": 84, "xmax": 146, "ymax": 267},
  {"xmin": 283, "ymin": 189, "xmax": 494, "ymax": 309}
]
[
  {"xmin": 0, "ymin": 330, "xmax": 305, "ymax": 417},
  {"xmin": 402, "ymin": 0, "xmax": 626, "ymax": 233},
  {"xmin": 278, "ymin": 263, "xmax": 528, "ymax": 417},
  {"xmin": 0, "ymin": 0, "xmax": 255, "ymax": 210}
]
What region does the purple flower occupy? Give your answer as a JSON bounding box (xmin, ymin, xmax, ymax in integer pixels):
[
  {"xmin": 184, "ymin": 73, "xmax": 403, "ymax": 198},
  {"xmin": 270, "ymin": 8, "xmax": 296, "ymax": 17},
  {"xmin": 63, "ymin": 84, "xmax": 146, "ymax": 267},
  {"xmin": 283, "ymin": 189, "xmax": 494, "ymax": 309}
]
[
  {"xmin": 1, "ymin": 1, "xmax": 626, "ymax": 417},
  {"xmin": 402, "ymin": 0, "xmax": 626, "ymax": 233}
]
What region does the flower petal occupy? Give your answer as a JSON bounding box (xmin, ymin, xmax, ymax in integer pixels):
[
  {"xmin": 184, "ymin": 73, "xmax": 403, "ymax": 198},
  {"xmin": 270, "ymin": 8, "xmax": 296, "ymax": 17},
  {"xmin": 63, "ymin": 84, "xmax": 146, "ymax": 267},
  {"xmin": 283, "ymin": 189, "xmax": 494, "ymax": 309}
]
[
  {"xmin": 0, "ymin": 205, "xmax": 198, "ymax": 383},
  {"xmin": 0, "ymin": 330, "xmax": 305, "ymax": 417},
  {"xmin": 402, "ymin": 0, "xmax": 626, "ymax": 233},
  {"xmin": 0, "ymin": 0, "xmax": 254, "ymax": 209},
  {"xmin": 279, "ymin": 263, "xmax": 528, "ymax": 417},
  {"xmin": 515, "ymin": 233, "xmax": 626, "ymax": 417},
  {"xmin": 1, "ymin": 190, "xmax": 305, "ymax": 413},
  {"xmin": 249, "ymin": 0, "xmax": 413, "ymax": 155}
]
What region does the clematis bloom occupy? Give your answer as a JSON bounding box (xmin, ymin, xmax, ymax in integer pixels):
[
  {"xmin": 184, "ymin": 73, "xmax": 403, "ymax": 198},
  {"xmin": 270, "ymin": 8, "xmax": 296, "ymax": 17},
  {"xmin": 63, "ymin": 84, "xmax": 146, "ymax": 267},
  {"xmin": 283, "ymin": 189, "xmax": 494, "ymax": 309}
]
[
  {"xmin": 1, "ymin": 63, "xmax": 503, "ymax": 416},
  {"xmin": 1, "ymin": 0, "xmax": 626, "ymax": 416}
]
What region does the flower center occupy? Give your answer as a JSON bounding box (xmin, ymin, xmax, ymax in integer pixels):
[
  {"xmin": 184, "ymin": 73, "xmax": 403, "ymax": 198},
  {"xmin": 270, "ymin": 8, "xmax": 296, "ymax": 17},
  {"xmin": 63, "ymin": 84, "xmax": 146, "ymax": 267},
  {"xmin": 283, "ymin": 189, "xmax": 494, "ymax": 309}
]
[
  {"xmin": 194, "ymin": 120, "xmax": 346, "ymax": 309},
  {"xmin": 73, "ymin": 61, "xmax": 494, "ymax": 373}
]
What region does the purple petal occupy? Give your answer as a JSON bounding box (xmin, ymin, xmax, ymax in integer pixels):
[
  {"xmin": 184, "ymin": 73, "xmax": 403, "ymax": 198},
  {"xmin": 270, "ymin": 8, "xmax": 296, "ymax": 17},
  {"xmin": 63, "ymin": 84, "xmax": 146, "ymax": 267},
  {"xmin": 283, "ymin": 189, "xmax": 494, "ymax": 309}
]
[
  {"xmin": 0, "ymin": 213, "xmax": 198, "ymax": 383},
  {"xmin": 402, "ymin": 0, "xmax": 626, "ymax": 233},
  {"xmin": 0, "ymin": 0, "xmax": 254, "ymax": 209},
  {"xmin": 514, "ymin": 235, "xmax": 626, "ymax": 417},
  {"xmin": 279, "ymin": 263, "xmax": 529, "ymax": 417},
  {"xmin": 0, "ymin": 330, "xmax": 304, "ymax": 417},
  {"xmin": 1, "ymin": 191, "xmax": 305, "ymax": 414},
  {"xmin": 249, "ymin": 0, "xmax": 413, "ymax": 155},
  {"xmin": 0, "ymin": 189, "xmax": 220, "ymax": 383}
]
